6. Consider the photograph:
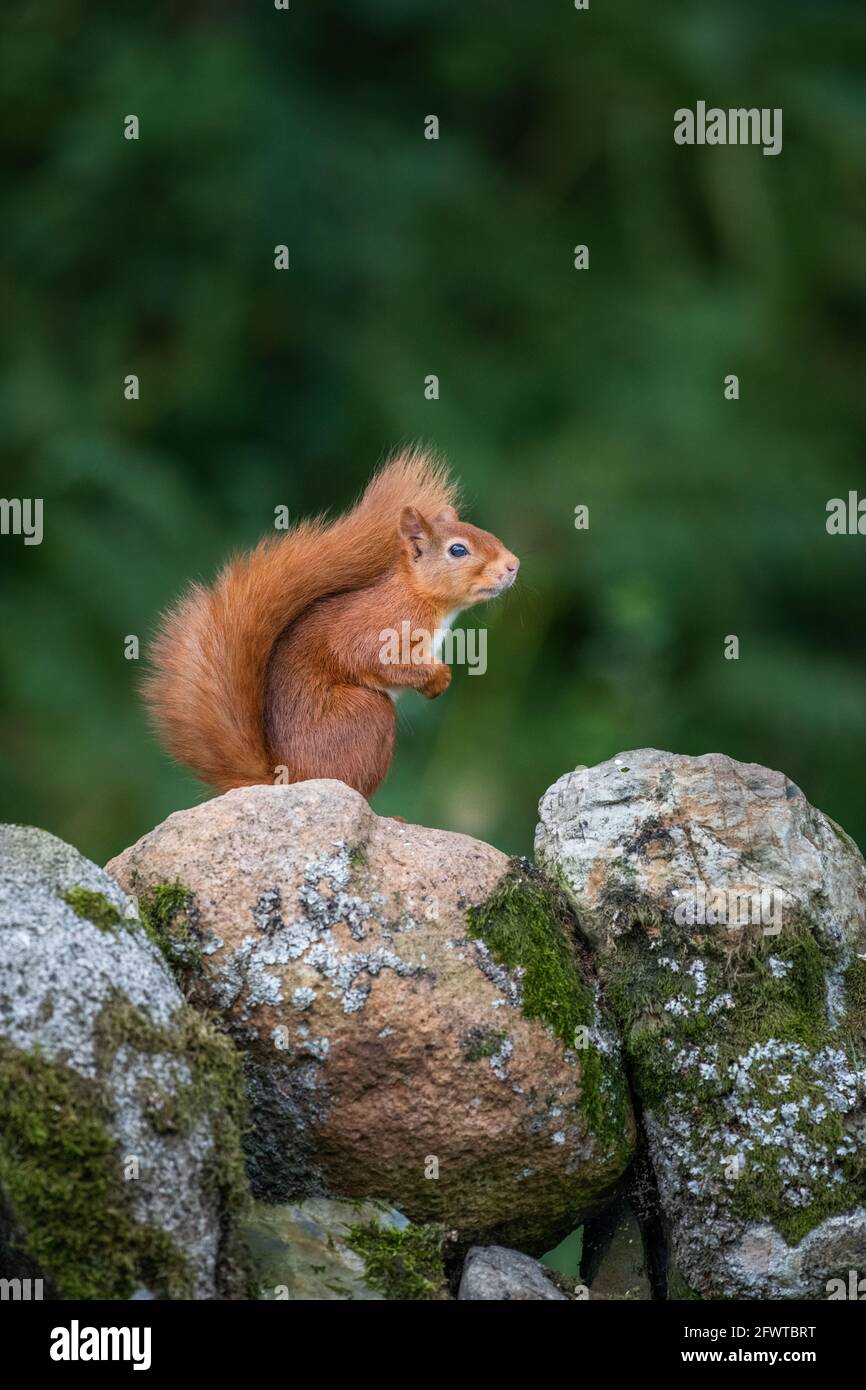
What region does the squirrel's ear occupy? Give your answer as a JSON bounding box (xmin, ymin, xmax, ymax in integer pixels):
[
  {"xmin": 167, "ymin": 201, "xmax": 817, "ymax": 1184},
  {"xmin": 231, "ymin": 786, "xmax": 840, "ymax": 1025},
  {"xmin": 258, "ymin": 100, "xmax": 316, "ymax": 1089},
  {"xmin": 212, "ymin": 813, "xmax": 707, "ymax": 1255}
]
[
  {"xmin": 399, "ymin": 506, "xmax": 431, "ymax": 551},
  {"xmin": 434, "ymin": 505, "xmax": 459, "ymax": 526}
]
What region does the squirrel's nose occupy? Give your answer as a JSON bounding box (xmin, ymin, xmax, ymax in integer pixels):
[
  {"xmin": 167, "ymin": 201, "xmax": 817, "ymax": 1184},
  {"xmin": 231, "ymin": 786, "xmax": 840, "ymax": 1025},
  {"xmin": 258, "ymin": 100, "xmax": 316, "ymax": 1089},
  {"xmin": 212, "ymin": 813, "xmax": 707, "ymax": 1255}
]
[{"xmin": 505, "ymin": 558, "xmax": 519, "ymax": 574}]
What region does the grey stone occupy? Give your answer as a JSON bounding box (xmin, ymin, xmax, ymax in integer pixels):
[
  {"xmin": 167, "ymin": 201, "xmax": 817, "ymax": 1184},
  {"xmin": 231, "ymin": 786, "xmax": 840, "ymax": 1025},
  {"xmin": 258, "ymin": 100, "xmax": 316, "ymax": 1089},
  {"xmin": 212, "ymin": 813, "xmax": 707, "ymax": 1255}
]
[
  {"xmin": 0, "ymin": 825, "xmax": 249, "ymax": 1299},
  {"xmin": 458, "ymin": 1245, "xmax": 568, "ymax": 1300}
]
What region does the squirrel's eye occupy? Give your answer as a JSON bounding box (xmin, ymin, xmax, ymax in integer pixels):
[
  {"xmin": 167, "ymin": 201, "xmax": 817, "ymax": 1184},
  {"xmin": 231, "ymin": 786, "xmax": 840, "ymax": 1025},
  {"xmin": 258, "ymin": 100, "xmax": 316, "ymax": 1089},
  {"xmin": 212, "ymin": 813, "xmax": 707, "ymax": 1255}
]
[{"xmin": 448, "ymin": 543, "xmax": 469, "ymax": 558}]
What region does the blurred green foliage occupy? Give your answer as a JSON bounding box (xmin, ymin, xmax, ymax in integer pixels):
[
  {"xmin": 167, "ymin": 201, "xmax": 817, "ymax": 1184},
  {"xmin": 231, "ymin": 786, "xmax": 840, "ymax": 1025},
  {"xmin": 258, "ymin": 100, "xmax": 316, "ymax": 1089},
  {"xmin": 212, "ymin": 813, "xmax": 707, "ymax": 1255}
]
[{"xmin": 2, "ymin": 0, "xmax": 865, "ymax": 864}]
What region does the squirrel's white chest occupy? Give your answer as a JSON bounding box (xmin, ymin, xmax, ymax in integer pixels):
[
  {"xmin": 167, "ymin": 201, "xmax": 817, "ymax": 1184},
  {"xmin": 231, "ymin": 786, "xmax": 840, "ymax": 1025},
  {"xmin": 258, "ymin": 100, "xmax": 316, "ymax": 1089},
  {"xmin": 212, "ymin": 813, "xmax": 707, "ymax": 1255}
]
[{"xmin": 432, "ymin": 609, "xmax": 458, "ymax": 660}]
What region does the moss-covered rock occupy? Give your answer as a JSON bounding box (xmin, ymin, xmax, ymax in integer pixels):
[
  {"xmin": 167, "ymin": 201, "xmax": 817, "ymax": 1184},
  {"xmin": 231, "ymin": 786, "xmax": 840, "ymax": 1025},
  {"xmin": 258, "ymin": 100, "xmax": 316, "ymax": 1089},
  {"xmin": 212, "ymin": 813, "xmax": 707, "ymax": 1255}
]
[
  {"xmin": 0, "ymin": 824, "xmax": 252, "ymax": 1299},
  {"xmin": 246, "ymin": 1197, "xmax": 447, "ymax": 1300},
  {"xmin": 61, "ymin": 886, "xmax": 122, "ymax": 934},
  {"xmin": 346, "ymin": 1216, "xmax": 448, "ymax": 1300},
  {"xmin": 136, "ymin": 881, "xmax": 204, "ymax": 983},
  {"xmin": 466, "ymin": 859, "xmax": 634, "ymax": 1177},
  {"xmin": 0, "ymin": 1040, "xmax": 190, "ymax": 1299},
  {"xmin": 537, "ymin": 750, "xmax": 866, "ymax": 1299},
  {"xmin": 107, "ymin": 781, "xmax": 635, "ymax": 1253}
]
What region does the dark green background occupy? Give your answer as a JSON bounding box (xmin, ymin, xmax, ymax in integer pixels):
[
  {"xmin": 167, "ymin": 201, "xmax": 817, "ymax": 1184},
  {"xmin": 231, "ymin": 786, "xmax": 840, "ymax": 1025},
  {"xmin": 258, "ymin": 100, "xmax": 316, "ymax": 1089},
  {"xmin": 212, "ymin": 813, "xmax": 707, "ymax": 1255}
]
[{"xmin": 2, "ymin": 0, "xmax": 865, "ymax": 865}]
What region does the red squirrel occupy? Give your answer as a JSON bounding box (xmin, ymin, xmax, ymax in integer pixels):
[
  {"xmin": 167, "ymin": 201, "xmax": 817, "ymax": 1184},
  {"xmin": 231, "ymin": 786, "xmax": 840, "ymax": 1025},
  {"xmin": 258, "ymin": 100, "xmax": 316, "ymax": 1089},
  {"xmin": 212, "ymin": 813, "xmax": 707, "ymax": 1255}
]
[{"xmin": 146, "ymin": 449, "xmax": 519, "ymax": 797}]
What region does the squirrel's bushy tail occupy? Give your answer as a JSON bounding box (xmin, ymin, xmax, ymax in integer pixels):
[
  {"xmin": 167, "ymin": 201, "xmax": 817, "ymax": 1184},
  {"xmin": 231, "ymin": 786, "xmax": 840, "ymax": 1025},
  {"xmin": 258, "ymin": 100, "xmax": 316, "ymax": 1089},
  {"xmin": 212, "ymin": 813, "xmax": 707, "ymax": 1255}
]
[{"xmin": 144, "ymin": 448, "xmax": 458, "ymax": 791}]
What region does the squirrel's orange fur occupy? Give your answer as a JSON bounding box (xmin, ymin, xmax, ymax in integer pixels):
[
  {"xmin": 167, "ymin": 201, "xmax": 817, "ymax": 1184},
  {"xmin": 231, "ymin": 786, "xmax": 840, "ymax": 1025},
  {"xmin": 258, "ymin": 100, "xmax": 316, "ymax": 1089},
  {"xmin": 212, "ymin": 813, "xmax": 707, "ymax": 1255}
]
[{"xmin": 145, "ymin": 448, "xmax": 518, "ymax": 797}]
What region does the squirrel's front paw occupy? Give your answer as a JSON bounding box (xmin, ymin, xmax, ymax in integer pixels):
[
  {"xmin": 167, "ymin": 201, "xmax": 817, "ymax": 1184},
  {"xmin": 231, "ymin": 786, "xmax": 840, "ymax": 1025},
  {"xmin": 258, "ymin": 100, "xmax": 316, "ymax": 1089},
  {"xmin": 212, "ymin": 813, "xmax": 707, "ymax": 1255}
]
[{"xmin": 421, "ymin": 663, "xmax": 451, "ymax": 699}]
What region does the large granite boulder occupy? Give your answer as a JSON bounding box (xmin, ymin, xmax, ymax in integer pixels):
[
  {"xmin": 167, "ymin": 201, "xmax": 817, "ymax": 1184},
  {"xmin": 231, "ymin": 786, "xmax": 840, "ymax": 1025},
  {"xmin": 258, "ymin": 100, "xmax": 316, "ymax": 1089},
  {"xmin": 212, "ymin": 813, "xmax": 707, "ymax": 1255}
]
[
  {"xmin": 0, "ymin": 826, "xmax": 250, "ymax": 1299},
  {"xmin": 536, "ymin": 749, "xmax": 866, "ymax": 1299},
  {"xmin": 107, "ymin": 779, "xmax": 635, "ymax": 1251}
]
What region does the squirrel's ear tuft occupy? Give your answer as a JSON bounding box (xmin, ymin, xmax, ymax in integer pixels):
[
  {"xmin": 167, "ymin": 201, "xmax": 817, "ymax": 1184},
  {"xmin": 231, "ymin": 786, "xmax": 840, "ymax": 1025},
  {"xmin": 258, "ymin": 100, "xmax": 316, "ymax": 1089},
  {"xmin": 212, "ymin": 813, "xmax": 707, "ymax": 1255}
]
[
  {"xmin": 434, "ymin": 505, "xmax": 459, "ymax": 526},
  {"xmin": 399, "ymin": 506, "xmax": 431, "ymax": 545}
]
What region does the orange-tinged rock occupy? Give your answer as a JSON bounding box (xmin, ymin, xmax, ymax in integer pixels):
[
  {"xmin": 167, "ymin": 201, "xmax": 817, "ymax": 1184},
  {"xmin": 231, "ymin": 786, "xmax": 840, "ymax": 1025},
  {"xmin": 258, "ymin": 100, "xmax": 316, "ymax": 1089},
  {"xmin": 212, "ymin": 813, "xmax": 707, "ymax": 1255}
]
[{"xmin": 108, "ymin": 780, "xmax": 634, "ymax": 1250}]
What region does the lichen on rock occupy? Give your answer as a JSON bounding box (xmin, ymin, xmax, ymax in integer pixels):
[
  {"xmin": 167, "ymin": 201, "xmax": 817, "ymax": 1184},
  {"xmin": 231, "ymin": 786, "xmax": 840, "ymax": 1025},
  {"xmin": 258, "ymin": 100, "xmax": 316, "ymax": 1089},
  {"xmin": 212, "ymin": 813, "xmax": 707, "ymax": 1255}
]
[{"xmin": 536, "ymin": 749, "xmax": 866, "ymax": 1299}]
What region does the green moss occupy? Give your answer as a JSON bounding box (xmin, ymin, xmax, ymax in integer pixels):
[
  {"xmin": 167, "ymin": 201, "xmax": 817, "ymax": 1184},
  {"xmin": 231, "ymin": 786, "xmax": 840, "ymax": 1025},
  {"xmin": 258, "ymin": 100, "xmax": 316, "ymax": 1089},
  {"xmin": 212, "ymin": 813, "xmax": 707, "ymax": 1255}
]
[
  {"xmin": 579, "ymin": 1043, "xmax": 633, "ymax": 1161},
  {"xmin": 462, "ymin": 1027, "xmax": 508, "ymax": 1062},
  {"xmin": 61, "ymin": 886, "xmax": 121, "ymax": 933},
  {"xmin": 138, "ymin": 881, "xmax": 203, "ymax": 980},
  {"xmin": 607, "ymin": 923, "xmax": 833, "ymax": 1109},
  {"xmin": 667, "ymin": 1266, "xmax": 704, "ymax": 1300},
  {"xmin": 346, "ymin": 1220, "xmax": 447, "ymax": 1300},
  {"xmin": 466, "ymin": 860, "xmax": 595, "ymax": 1046},
  {"xmin": 843, "ymin": 957, "xmax": 866, "ymax": 1038},
  {"xmin": 348, "ymin": 844, "xmax": 369, "ymax": 871},
  {"xmin": 467, "ymin": 860, "xmax": 633, "ymax": 1165},
  {"xmin": 0, "ymin": 988, "xmax": 256, "ymax": 1299},
  {"xmin": 728, "ymin": 932, "xmax": 829, "ymax": 1051},
  {"xmin": 0, "ymin": 1040, "xmax": 190, "ymax": 1299},
  {"xmin": 604, "ymin": 919, "xmax": 866, "ymax": 1249}
]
